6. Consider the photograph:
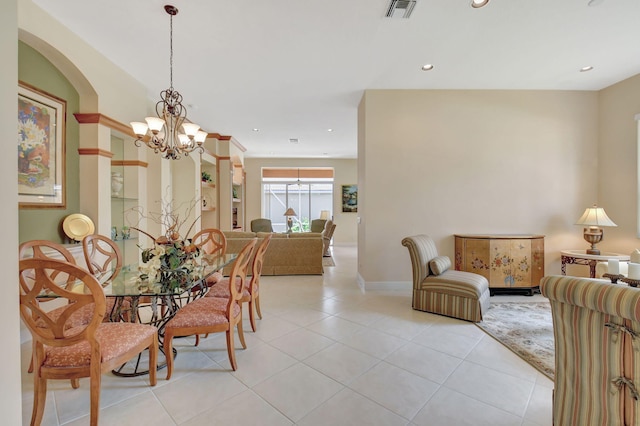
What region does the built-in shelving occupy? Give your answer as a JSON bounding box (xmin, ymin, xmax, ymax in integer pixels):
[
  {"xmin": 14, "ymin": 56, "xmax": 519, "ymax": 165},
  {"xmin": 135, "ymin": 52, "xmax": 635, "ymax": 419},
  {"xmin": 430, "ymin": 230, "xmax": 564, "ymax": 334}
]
[
  {"xmin": 200, "ymin": 149, "xmax": 219, "ymax": 230},
  {"xmin": 110, "ymin": 134, "xmax": 142, "ymax": 265}
]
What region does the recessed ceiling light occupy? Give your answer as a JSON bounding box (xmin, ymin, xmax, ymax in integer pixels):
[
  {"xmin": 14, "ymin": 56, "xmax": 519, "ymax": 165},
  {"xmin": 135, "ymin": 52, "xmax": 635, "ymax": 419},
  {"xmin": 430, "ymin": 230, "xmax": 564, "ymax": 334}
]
[
  {"xmin": 327, "ymin": 128, "xmax": 333, "ymax": 132},
  {"xmin": 421, "ymin": 64, "xmax": 434, "ymax": 71},
  {"xmin": 580, "ymin": 66, "xmax": 594, "ymax": 72},
  {"xmin": 252, "ymin": 128, "xmax": 260, "ymax": 132},
  {"xmin": 471, "ymin": 0, "xmax": 489, "ymax": 8},
  {"xmin": 289, "ymin": 138, "xmax": 299, "ymax": 144}
]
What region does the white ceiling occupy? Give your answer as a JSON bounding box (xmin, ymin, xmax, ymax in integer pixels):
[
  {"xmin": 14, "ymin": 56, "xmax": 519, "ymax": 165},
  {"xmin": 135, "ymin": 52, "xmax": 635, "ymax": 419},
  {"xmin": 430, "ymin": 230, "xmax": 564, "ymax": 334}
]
[{"xmin": 31, "ymin": 0, "xmax": 640, "ymax": 159}]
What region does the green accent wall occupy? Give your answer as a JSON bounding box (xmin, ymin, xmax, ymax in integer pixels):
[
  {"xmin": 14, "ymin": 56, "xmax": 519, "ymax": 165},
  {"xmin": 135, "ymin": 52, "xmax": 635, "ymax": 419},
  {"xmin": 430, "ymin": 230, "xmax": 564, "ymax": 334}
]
[{"xmin": 18, "ymin": 41, "xmax": 80, "ymax": 243}]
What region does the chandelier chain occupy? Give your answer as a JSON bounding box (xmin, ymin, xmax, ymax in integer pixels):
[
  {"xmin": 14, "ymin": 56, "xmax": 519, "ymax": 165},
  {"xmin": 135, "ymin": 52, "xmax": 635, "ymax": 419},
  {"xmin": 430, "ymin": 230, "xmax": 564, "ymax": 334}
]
[{"xmin": 169, "ymin": 11, "xmax": 173, "ymax": 89}]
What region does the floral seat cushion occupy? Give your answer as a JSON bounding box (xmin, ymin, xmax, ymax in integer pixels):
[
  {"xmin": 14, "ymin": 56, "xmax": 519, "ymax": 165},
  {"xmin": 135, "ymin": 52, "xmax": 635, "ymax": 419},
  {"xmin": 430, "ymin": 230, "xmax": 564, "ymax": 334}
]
[
  {"xmin": 166, "ymin": 297, "xmax": 240, "ymax": 329},
  {"xmin": 37, "ymin": 298, "xmax": 130, "ymax": 329},
  {"xmin": 205, "ymin": 271, "xmax": 224, "ymax": 286},
  {"xmin": 205, "ymin": 277, "xmax": 251, "ymax": 299},
  {"xmin": 42, "ymin": 322, "xmax": 157, "ymax": 368}
]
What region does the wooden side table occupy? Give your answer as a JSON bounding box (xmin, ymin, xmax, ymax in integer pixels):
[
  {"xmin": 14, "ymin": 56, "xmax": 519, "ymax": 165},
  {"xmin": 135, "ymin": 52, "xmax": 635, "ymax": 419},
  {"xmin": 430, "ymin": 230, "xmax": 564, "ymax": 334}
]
[{"xmin": 560, "ymin": 250, "xmax": 630, "ymax": 278}]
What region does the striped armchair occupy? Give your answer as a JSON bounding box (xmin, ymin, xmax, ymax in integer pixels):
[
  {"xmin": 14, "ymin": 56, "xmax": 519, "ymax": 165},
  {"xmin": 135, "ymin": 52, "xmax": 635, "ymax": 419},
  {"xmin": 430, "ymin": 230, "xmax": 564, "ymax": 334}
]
[
  {"xmin": 541, "ymin": 275, "xmax": 640, "ymax": 425},
  {"xmin": 402, "ymin": 235, "xmax": 490, "ymax": 322}
]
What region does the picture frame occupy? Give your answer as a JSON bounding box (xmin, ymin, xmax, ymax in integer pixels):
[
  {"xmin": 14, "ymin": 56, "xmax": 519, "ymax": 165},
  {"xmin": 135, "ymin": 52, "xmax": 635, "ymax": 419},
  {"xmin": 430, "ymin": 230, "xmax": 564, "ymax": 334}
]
[
  {"xmin": 18, "ymin": 81, "xmax": 66, "ymax": 208},
  {"xmin": 341, "ymin": 184, "xmax": 357, "ymax": 213}
]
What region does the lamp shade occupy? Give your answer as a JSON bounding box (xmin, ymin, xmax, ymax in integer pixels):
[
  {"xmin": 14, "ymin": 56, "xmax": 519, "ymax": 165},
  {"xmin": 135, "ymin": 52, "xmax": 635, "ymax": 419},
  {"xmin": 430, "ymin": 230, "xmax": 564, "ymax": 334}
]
[
  {"xmin": 130, "ymin": 121, "xmax": 149, "ymax": 137},
  {"xmin": 575, "ymin": 204, "xmax": 617, "ymax": 227},
  {"xmin": 283, "ymin": 208, "xmax": 297, "ymax": 217},
  {"xmin": 145, "ymin": 116, "xmax": 165, "ymax": 132},
  {"xmin": 181, "ymin": 122, "xmax": 200, "ymax": 138},
  {"xmin": 319, "ymin": 210, "xmax": 330, "ymax": 220}
]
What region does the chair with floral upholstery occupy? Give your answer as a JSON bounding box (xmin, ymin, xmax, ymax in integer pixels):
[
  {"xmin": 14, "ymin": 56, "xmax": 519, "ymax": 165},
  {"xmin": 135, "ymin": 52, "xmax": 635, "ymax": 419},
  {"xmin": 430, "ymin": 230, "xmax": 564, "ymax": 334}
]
[
  {"xmin": 207, "ymin": 234, "xmax": 272, "ymax": 331},
  {"xmin": 19, "ymin": 257, "xmax": 158, "ymax": 426},
  {"xmin": 163, "ymin": 238, "xmax": 257, "ymax": 376},
  {"xmin": 82, "ymin": 234, "xmax": 130, "ymax": 322},
  {"xmin": 19, "ymin": 240, "xmax": 79, "ymax": 376},
  {"xmin": 82, "ymin": 234, "xmax": 122, "ymax": 284},
  {"xmin": 192, "ymin": 228, "xmax": 227, "ymax": 287}
]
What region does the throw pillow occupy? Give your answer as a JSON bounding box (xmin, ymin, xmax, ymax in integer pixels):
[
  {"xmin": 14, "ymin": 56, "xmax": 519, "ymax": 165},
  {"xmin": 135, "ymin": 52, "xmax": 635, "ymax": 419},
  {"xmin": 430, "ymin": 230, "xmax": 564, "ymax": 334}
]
[{"xmin": 429, "ymin": 256, "xmax": 451, "ymax": 275}]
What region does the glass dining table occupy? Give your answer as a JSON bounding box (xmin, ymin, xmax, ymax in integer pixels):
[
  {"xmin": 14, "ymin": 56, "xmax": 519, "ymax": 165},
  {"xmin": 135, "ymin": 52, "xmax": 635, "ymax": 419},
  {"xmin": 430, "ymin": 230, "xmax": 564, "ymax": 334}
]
[{"xmin": 99, "ymin": 253, "xmax": 237, "ymax": 376}]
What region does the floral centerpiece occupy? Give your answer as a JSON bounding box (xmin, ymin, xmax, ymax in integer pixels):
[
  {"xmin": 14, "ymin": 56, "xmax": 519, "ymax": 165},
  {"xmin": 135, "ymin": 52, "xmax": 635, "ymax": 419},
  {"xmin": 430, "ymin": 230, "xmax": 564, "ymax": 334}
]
[
  {"xmin": 138, "ymin": 239, "xmax": 201, "ymax": 291},
  {"xmin": 130, "ymin": 194, "xmax": 203, "ymax": 292}
]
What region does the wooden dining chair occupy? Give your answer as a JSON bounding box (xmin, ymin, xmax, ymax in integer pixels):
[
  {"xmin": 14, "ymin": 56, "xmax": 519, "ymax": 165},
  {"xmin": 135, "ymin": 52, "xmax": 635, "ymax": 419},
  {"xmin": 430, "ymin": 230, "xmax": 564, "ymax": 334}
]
[
  {"xmin": 207, "ymin": 234, "xmax": 272, "ymax": 332},
  {"xmin": 19, "ymin": 240, "xmax": 81, "ymax": 376},
  {"xmin": 82, "ymin": 233, "xmax": 123, "ymax": 283},
  {"xmin": 163, "ymin": 238, "xmax": 257, "ymax": 377},
  {"xmin": 192, "ymin": 228, "xmax": 227, "ymax": 287},
  {"xmin": 82, "ymin": 234, "xmax": 131, "ymax": 322},
  {"xmin": 19, "ymin": 258, "xmax": 158, "ymax": 426}
]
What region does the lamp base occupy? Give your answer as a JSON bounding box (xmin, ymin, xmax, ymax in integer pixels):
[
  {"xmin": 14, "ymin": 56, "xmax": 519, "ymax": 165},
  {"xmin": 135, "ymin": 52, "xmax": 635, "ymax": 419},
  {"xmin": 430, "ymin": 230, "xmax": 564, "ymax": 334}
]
[{"xmin": 583, "ymin": 227, "xmax": 603, "ymax": 256}]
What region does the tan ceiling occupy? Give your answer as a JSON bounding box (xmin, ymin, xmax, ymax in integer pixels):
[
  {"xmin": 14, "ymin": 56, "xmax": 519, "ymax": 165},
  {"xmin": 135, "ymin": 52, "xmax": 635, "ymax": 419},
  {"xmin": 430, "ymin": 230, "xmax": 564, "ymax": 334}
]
[{"xmin": 31, "ymin": 0, "xmax": 640, "ymax": 159}]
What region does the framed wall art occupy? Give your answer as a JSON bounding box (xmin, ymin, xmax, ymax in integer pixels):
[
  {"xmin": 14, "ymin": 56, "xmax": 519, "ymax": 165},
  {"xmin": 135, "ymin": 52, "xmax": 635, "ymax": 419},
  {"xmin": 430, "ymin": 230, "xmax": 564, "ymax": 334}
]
[
  {"xmin": 341, "ymin": 184, "xmax": 357, "ymax": 213},
  {"xmin": 18, "ymin": 82, "xmax": 66, "ymax": 208}
]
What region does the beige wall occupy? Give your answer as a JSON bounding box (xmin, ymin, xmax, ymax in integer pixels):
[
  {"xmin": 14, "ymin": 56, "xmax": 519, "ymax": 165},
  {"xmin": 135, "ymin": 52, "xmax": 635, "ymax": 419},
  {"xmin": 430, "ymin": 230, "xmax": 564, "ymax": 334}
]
[
  {"xmin": 244, "ymin": 158, "xmax": 358, "ymax": 243},
  {"xmin": 3, "ymin": 1, "xmax": 22, "ymax": 423},
  {"xmin": 597, "ymin": 74, "xmax": 640, "ymax": 255},
  {"xmin": 358, "ymin": 90, "xmax": 601, "ymax": 288}
]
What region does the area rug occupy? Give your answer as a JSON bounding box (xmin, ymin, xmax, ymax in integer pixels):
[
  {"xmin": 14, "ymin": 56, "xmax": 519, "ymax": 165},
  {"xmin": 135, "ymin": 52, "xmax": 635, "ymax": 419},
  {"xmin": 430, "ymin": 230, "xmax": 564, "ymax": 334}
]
[
  {"xmin": 322, "ymin": 256, "xmax": 335, "ymax": 267},
  {"xmin": 476, "ymin": 302, "xmax": 554, "ymax": 380}
]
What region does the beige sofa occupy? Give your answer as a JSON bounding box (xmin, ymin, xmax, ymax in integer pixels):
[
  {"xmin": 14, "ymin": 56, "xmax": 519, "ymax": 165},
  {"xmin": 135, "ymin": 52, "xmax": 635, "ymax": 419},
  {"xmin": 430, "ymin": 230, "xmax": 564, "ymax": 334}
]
[{"xmin": 222, "ymin": 231, "xmax": 323, "ymax": 275}]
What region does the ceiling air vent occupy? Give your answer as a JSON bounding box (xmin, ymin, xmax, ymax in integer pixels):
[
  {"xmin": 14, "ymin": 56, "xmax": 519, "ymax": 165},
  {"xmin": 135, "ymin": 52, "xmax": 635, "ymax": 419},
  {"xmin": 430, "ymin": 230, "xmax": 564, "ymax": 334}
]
[{"xmin": 385, "ymin": 0, "xmax": 417, "ymax": 19}]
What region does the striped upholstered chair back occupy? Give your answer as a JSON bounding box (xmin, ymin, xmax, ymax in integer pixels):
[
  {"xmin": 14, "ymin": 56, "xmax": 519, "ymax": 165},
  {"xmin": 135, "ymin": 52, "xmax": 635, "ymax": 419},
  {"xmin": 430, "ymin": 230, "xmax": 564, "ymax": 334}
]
[
  {"xmin": 401, "ymin": 234, "xmax": 439, "ymax": 291},
  {"xmin": 541, "ymin": 275, "xmax": 640, "ymax": 425}
]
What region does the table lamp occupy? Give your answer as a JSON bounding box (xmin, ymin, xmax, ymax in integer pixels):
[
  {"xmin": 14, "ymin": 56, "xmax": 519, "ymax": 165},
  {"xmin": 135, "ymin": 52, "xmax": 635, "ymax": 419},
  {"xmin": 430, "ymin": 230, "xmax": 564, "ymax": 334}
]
[
  {"xmin": 284, "ymin": 207, "xmax": 297, "ymax": 233},
  {"xmin": 575, "ymin": 204, "xmax": 617, "ymax": 255},
  {"xmin": 319, "ymin": 210, "xmax": 331, "ymax": 220}
]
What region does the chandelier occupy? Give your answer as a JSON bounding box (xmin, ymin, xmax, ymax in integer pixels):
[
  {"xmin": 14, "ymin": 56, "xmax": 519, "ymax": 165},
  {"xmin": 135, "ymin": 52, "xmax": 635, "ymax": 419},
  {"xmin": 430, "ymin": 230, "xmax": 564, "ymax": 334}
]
[{"xmin": 130, "ymin": 5, "xmax": 206, "ymax": 160}]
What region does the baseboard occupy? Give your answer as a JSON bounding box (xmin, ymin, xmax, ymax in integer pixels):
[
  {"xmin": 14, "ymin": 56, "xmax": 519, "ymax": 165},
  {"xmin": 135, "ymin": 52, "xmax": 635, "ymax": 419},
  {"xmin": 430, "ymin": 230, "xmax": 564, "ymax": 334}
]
[{"xmin": 357, "ymin": 274, "xmax": 412, "ymax": 291}]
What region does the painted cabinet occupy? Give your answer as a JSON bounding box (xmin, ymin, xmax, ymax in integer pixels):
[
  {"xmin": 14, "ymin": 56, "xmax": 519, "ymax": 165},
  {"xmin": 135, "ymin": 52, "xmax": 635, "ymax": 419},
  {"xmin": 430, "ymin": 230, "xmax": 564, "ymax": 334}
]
[{"xmin": 454, "ymin": 234, "xmax": 545, "ymax": 295}]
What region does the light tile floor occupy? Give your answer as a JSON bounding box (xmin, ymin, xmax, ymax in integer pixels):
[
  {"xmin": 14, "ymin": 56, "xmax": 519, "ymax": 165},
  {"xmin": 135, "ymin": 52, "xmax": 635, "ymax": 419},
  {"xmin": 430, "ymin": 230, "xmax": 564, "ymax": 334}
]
[{"xmin": 21, "ymin": 244, "xmax": 553, "ymax": 425}]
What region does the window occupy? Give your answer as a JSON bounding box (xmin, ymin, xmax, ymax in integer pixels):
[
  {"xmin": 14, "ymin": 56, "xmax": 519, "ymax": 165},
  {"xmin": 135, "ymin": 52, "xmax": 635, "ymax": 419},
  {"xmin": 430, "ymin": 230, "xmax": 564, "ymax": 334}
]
[{"xmin": 262, "ymin": 168, "xmax": 334, "ymax": 233}]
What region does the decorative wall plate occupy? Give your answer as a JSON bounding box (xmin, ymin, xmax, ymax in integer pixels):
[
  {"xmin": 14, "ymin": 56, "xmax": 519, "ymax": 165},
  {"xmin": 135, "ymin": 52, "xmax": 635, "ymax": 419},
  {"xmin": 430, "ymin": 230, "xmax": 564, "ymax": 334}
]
[{"xmin": 62, "ymin": 213, "xmax": 95, "ymax": 241}]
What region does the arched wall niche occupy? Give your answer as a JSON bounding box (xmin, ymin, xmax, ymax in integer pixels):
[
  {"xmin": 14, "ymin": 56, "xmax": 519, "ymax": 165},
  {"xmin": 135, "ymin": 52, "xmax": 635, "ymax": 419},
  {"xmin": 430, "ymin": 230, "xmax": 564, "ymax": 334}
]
[{"xmin": 18, "ymin": 28, "xmax": 98, "ymax": 112}]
